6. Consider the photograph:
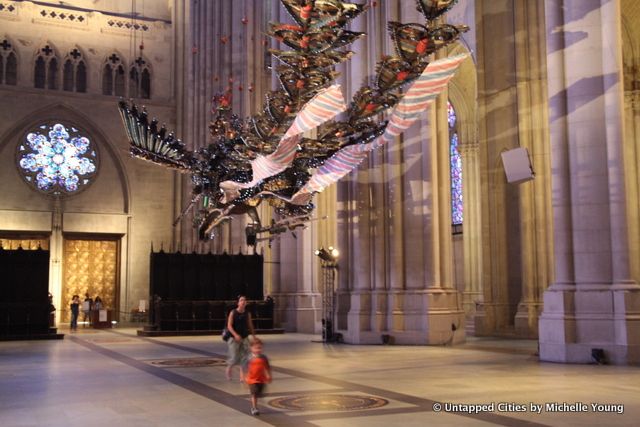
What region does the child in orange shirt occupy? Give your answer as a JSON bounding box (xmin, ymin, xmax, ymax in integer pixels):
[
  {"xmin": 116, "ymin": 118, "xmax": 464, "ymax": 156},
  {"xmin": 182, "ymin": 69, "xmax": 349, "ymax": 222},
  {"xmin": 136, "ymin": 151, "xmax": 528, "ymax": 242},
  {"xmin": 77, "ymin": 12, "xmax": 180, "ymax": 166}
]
[{"xmin": 244, "ymin": 337, "xmax": 272, "ymax": 415}]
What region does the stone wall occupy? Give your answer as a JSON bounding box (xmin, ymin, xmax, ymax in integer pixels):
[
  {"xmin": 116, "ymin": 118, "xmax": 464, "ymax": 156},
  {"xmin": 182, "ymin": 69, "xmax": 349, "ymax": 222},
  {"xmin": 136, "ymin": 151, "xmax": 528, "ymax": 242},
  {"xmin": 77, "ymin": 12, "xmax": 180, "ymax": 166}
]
[{"xmin": 0, "ymin": 0, "xmax": 176, "ymax": 322}]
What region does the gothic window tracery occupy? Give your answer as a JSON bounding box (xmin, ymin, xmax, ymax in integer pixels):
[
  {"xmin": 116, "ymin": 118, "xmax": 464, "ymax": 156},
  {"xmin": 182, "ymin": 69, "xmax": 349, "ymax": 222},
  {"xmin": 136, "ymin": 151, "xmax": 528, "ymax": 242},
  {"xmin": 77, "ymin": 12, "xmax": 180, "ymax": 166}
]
[
  {"xmin": 129, "ymin": 56, "xmax": 151, "ymax": 99},
  {"xmin": 62, "ymin": 48, "xmax": 87, "ymax": 93},
  {"xmin": 16, "ymin": 122, "xmax": 98, "ymax": 195},
  {"xmin": 34, "ymin": 44, "xmax": 58, "ymax": 89},
  {"xmin": 102, "ymin": 53, "xmax": 125, "ymax": 96},
  {"xmin": 0, "ymin": 37, "xmax": 17, "ymax": 85}
]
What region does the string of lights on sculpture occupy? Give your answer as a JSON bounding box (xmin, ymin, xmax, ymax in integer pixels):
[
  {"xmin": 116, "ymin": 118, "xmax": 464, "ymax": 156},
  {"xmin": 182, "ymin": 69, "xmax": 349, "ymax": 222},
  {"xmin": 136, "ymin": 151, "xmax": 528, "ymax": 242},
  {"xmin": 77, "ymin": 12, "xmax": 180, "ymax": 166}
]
[{"xmin": 118, "ymin": 0, "xmax": 469, "ymax": 245}]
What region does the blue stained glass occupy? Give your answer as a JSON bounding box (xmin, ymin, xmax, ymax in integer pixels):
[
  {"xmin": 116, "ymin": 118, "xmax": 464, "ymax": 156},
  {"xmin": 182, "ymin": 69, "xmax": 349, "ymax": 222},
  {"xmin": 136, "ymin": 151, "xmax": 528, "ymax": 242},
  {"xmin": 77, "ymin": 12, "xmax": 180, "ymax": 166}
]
[
  {"xmin": 448, "ymin": 101, "xmax": 463, "ymax": 225},
  {"xmin": 17, "ymin": 123, "xmax": 97, "ymax": 194},
  {"xmin": 447, "ymin": 101, "xmax": 457, "ymax": 128}
]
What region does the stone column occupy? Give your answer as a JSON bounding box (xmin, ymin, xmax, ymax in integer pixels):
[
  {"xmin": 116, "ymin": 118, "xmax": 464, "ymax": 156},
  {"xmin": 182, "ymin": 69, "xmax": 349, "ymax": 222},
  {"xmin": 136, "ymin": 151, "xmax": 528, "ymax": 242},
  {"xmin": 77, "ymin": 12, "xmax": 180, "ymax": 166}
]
[
  {"xmin": 49, "ymin": 197, "xmax": 63, "ymax": 324},
  {"xmin": 264, "ymin": 2, "xmax": 324, "ymax": 333},
  {"xmin": 475, "ymin": 0, "xmax": 523, "ymax": 336},
  {"xmin": 340, "ymin": 0, "xmax": 383, "ymax": 343},
  {"xmin": 176, "ymin": 0, "xmax": 269, "ymax": 253},
  {"xmin": 426, "ymin": 90, "xmax": 467, "ymax": 344},
  {"xmin": 539, "ymin": 0, "xmax": 640, "ymax": 364},
  {"xmin": 459, "ymin": 142, "xmax": 483, "ymax": 319},
  {"xmin": 512, "ymin": 0, "xmax": 555, "ymax": 338},
  {"xmin": 270, "ymin": 168, "xmax": 334, "ymax": 334},
  {"xmin": 473, "ymin": 0, "xmax": 554, "ymax": 338},
  {"xmin": 172, "ymin": 0, "xmax": 188, "ymax": 252},
  {"xmin": 270, "ymin": 224, "xmax": 322, "ymax": 333},
  {"xmin": 336, "ymin": 2, "xmax": 464, "ymax": 345},
  {"xmin": 623, "ymin": 90, "xmax": 640, "ymax": 282}
]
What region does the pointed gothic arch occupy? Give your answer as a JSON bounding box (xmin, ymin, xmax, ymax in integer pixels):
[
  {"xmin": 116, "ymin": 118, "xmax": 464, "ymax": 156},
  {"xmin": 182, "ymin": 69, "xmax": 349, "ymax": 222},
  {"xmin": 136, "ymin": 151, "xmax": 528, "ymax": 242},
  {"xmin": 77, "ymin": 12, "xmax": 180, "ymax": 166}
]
[
  {"xmin": 444, "ymin": 41, "xmax": 482, "ymax": 326},
  {"xmin": 102, "ymin": 52, "xmax": 126, "ymax": 97},
  {"xmin": 129, "ymin": 55, "xmax": 152, "ymax": 99},
  {"xmin": 0, "ymin": 103, "xmax": 131, "ymax": 213},
  {"xmin": 62, "ymin": 47, "xmax": 87, "ymax": 93},
  {"xmin": 0, "ymin": 36, "xmax": 18, "ymax": 85},
  {"xmin": 34, "ymin": 42, "xmax": 59, "ymax": 90}
]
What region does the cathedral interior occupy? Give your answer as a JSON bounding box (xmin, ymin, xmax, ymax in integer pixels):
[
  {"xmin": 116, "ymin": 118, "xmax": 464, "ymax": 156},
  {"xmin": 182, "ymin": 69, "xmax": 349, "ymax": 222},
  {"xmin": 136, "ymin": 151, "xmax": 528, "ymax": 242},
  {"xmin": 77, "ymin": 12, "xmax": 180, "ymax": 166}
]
[{"xmin": 1, "ymin": 0, "xmax": 639, "ymax": 425}]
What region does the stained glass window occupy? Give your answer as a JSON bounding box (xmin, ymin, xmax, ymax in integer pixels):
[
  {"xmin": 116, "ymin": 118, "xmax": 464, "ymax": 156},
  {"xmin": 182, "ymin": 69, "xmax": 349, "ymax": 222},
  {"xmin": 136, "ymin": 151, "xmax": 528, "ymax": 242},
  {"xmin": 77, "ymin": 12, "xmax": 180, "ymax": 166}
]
[
  {"xmin": 17, "ymin": 123, "xmax": 98, "ymax": 195},
  {"xmin": 448, "ymin": 101, "xmax": 463, "ymax": 225}
]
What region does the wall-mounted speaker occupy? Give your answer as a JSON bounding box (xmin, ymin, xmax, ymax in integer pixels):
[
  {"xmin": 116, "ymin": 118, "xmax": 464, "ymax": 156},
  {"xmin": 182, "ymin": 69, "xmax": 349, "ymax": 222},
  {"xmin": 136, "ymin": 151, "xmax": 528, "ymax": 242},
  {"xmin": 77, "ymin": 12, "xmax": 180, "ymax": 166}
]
[{"xmin": 501, "ymin": 147, "xmax": 535, "ymax": 184}]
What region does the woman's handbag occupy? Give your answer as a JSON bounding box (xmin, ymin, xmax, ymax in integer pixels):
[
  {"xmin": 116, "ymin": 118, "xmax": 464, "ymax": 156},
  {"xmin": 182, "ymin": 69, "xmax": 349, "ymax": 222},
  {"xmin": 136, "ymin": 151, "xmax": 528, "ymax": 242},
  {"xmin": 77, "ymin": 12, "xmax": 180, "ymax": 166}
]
[{"xmin": 222, "ymin": 328, "xmax": 232, "ymax": 342}]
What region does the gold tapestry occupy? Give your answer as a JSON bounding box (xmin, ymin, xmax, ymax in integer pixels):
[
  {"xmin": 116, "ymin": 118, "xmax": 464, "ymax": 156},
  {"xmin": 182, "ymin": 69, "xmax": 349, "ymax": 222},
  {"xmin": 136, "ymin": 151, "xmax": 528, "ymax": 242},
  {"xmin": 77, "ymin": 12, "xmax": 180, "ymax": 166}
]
[{"xmin": 62, "ymin": 239, "xmax": 118, "ymax": 322}]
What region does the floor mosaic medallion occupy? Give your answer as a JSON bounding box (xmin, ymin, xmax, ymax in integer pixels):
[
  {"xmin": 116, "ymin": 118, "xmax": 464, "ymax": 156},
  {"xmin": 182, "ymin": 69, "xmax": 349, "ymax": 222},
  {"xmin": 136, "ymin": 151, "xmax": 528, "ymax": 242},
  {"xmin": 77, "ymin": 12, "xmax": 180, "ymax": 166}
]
[
  {"xmin": 268, "ymin": 394, "xmax": 388, "ymax": 412},
  {"xmin": 147, "ymin": 357, "xmax": 227, "ymax": 368}
]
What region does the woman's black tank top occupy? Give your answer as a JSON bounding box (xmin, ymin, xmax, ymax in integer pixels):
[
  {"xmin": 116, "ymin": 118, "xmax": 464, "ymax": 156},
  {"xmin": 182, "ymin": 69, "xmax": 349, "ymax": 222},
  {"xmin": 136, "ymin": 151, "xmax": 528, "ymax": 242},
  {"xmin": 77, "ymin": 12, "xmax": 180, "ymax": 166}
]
[{"xmin": 232, "ymin": 309, "xmax": 249, "ymax": 338}]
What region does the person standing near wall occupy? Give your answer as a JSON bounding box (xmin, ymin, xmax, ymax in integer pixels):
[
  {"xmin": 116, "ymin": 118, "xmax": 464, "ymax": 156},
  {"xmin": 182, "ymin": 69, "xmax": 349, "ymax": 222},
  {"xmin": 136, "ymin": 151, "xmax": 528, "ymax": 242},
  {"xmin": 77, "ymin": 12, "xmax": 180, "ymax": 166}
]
[
  {"xmin": 48, "ymin": 292, "xmax": 56, "ymax": 328},
  {"xmin": 225, "ymin": 295, "xmax": 256, "ymax": 381},
  {"xmin": 70, "ymin": 295, "xmax": 80, "ymax": 331},
  {"xmin": 82, "ymin": 293, "xmax": 93, "ymax": 327}
]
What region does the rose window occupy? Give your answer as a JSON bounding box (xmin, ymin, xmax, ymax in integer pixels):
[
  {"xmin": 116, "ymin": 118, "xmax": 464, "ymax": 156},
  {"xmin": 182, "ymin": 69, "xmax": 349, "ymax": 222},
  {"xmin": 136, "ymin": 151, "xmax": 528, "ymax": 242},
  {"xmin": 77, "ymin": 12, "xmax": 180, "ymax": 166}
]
[{"xmin": 17, "ymin": 123, "xmax": 98, "ymax": 194}]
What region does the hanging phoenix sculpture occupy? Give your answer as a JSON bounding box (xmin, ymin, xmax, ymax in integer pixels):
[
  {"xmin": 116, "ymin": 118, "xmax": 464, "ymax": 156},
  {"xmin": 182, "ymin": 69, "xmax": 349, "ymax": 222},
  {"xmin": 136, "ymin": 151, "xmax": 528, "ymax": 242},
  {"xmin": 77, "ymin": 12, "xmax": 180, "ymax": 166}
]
[{"xmin": 119, "ymin": 0, "xmax": 468, "ymax": 245}]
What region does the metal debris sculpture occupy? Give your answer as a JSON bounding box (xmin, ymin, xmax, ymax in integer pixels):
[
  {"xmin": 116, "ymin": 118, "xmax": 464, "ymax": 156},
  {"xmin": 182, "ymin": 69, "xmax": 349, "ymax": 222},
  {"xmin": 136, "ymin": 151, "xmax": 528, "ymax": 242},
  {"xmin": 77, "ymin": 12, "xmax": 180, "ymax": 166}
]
[{"xmin": 118, "ymin": 0, "xmax": 468, "ymax": 244}]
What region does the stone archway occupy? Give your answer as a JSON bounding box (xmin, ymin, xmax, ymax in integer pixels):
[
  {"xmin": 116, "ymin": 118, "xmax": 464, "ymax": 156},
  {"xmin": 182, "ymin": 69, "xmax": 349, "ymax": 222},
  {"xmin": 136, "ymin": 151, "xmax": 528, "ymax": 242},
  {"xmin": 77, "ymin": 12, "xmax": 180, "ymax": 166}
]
[
  {"xmin": 447, "ymin": 42, "xmax": 481, "ymax": 331},
  {"xmin": 0, "ymin": 103, "xmax": 132, "ymax": 324}
]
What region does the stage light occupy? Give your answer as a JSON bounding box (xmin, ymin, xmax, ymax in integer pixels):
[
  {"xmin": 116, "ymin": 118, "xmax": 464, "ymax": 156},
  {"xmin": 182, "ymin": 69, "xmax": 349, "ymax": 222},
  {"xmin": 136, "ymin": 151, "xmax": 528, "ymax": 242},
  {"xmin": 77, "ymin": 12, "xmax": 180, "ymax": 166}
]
[
  {"xmin": 329, "ymin": 246, "xmax": 339, "ymax": 259},
  {"xmin": 314, "ymin": 246, "xmax": 338, "ymax": 262}
]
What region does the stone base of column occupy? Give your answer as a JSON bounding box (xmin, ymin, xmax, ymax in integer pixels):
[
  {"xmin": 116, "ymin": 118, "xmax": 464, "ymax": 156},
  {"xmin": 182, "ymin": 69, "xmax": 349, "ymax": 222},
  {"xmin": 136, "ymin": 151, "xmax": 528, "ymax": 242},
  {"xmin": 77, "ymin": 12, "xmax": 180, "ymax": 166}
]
[
  {"xmin": 342, "ymin": 289, "xmax": 466, "ymax": 345},
  {"xmin": 539, "ymin": 283, "xmax": 640, "ymax": 365},
  {"xmin": 514, "ymin": 301, "xmax": 543, "ymax": 339},
  {"xmin": 271, "ymin": 292, "xmax": 322, "ymax": 333},
  {"xmin": 474, "ymin": 302, "xmax": 514, "ymax": 336},
  {"xmin": 336, "ymin": 289, "xmax": 351, "ymax": 331},
  {"xmin": 462, "ymin": 291, "xmax": 483, "ymax": 318},
  {"xmin": 539, "ymin": 341, "xmax": 640, "ymax": 365}
]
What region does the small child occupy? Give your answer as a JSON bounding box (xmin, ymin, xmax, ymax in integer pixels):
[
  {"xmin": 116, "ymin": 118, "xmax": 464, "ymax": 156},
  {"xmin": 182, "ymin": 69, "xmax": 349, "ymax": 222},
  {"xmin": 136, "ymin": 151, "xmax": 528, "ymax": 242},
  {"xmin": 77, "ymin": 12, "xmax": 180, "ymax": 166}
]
[{"xmin": 244, "ymin": 337, "xmax": 271, "ymax": 416}]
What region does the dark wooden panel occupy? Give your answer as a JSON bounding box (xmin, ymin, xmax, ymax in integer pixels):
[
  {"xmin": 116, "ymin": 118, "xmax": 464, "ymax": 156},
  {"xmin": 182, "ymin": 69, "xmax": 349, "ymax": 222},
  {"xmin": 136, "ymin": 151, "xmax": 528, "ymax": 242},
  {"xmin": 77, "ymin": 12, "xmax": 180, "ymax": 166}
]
[
  {"xmin": 149, "ymin": 251, "xmax": 264, "ymax": 303},
  {"xmin": 0, "ymin": 249, "xmax": 50, "ymax": 337}
]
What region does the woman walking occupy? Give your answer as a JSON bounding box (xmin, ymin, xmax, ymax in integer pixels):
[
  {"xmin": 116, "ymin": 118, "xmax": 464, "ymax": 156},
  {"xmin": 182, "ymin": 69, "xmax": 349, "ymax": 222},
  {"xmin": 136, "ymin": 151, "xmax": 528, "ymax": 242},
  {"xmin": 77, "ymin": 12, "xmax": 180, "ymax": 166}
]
[{"xmin": 225, "ymin": 295, "xmax": 256, "ymax": 381}]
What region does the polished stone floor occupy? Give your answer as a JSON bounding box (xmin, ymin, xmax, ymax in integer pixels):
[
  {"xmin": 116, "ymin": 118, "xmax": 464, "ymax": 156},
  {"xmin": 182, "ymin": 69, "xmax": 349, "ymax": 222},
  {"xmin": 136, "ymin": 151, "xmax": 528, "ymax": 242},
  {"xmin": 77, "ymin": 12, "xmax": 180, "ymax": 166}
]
[{"xmin": 1, "ymin": 327, "xmax": 638, "ymax": 427}]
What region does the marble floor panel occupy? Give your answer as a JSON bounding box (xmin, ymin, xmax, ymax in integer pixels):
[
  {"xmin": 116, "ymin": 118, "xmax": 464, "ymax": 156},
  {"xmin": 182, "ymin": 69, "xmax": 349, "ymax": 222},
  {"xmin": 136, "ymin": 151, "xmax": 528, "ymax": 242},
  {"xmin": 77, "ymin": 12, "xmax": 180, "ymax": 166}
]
[{"xmin": 0, "ymin": 328, "xmax": 638, "ymax": 426}]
